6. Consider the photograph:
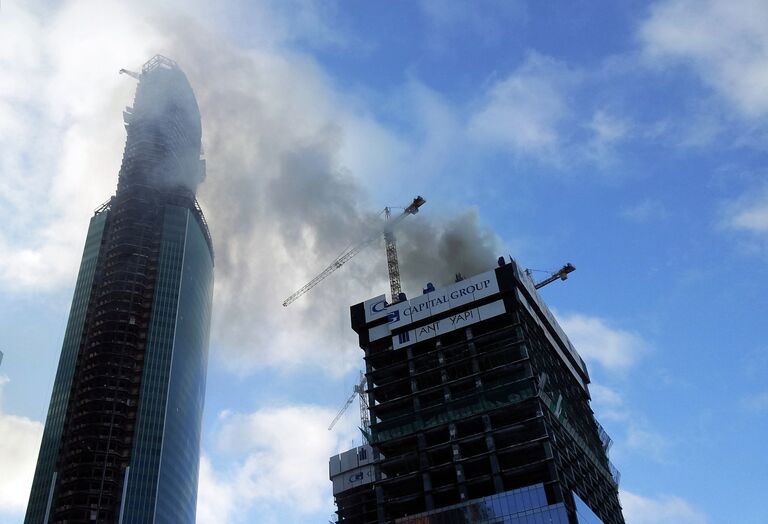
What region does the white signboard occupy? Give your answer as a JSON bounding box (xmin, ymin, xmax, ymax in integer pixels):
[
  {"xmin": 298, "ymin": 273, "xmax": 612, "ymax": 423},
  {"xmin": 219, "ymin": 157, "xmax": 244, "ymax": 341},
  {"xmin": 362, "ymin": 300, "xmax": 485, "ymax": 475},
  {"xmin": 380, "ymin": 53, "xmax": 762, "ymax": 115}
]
[
  {"xmin": 331, "ymin": 464, "xmax": 374, "ymax": 495},
  {"xmin": 329, "ymin": 445, "xmax": 376, "ymax": 495},
  {"xmin": 368, "ymin": 322, "xmax": 391, "ymax": 342},
  {"xmin": 392, "ymin": 299, "xmax": 506, "ymax": 350},
  {"xmin": 366, "ymin": 270, "xmax": 501, "ymax": 343},
  {"xmin": 387, "ymin": 270, "xmax": 499, "ymax": 330},
  {"xmin": 363, "ymin": 294, "xmax": 388, "ymax": 322}
]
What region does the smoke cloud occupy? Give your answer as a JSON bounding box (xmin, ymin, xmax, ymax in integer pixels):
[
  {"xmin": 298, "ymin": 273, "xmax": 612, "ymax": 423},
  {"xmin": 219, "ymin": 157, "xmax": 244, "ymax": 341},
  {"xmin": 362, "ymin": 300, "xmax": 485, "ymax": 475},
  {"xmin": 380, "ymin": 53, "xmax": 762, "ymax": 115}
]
[
  {"xmin": 156, "ymin": 18, "xmax": 504, "ymax": 374},
  {"xmin": 0, "ymin": 1, "xmax": 504, "ymax": 375},
  {"xmin": 397, "ymin": 210, "xmax": 501, "ymax": 291},
  {"xmin": 124, "ymin": 62, "xmax": 206, "ymax": 193}
]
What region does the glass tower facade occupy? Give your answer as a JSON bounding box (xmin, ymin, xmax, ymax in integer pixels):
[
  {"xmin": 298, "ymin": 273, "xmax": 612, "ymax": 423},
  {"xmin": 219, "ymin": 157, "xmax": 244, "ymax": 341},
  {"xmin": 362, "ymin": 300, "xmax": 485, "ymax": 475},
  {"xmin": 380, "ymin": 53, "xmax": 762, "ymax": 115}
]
[{"xmin": 25, "ymin": 55, "xmax": 214, "ymax": 524}]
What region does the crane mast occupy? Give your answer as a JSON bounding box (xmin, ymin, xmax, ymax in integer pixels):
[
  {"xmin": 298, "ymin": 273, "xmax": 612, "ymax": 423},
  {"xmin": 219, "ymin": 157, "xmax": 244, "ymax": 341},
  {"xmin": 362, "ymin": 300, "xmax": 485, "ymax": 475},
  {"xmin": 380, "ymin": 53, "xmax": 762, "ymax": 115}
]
[
  {"xmin": 384, "ymin": 208, "xmax": 402, "ymax": 302},
  {"xmin": 384, "ymin": 196, "xmax": 425, "ymax": 303}
]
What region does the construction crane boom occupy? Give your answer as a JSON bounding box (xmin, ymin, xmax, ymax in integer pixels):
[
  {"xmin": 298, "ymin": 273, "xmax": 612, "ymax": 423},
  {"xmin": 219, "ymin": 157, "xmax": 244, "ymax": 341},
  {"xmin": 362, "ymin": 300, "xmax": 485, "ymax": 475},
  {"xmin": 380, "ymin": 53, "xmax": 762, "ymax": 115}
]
[
  {"xmin": 328, "ymin": 373, "xmax": 368, "ymax": 432},
  {"xmin": 282, "ymin": 195, "xmax": 426, "ymax": 307},
  {"xmin": 533, "ymin": 263, "xmax": 576, "ymax": 289},
  {"xmin": 282, "ymin": 238, "xmax": 376, "ymax": 307},
  {"xmin": 328, "ymin": 390, "xmax": 357, "ymax": 431}
]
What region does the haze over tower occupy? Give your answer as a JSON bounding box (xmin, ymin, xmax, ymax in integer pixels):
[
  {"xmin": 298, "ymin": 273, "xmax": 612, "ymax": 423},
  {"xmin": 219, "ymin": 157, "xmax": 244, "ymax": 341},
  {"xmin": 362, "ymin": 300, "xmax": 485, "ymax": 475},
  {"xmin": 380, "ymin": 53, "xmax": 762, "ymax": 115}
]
[
  {"xmin": 25, "ymin": 55, "xmax": 214, "ymax": 524},
  {"xmin": 119, "ymin": 55, "xmax": 206, "ymax": 193}
]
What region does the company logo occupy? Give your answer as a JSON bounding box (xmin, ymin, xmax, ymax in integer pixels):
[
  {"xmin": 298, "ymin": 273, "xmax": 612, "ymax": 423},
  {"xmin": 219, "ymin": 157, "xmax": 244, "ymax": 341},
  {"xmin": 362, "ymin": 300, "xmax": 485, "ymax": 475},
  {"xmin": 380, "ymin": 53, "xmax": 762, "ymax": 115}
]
[
  {"xmin": 370, "ymin": 299, "xmax": 387, "ymax": 314},
  {"xmin": 364, "ymin": 294, "xmax": 389, "ymax": 322},
  {"xmin": 348, "ymin": 471, "xmax": 364, "ymax": 483},
  {"xmin": 387, "ymin": 310, "xmax": 400, "ymax": 323}
]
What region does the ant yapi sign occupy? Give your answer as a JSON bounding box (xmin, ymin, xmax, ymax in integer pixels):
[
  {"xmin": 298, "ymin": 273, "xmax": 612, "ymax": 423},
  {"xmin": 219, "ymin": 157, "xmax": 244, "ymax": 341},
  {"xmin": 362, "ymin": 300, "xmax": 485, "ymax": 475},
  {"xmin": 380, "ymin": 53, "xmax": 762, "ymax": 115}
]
[{"xmin": 390, "ymin": 299, "xmax": 506, "ymax": 350}]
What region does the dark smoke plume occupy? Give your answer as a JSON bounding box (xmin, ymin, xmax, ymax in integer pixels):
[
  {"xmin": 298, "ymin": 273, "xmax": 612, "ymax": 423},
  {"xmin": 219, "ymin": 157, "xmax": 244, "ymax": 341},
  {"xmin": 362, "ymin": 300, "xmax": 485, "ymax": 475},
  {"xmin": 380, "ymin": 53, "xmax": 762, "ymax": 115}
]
[
  {"xmin": 154, "ymin": 18, "xmax": 503, "ymax": 374},
  {"xmin": 397, "ymin": 210, "xmax": 500, "ymax": 292}
]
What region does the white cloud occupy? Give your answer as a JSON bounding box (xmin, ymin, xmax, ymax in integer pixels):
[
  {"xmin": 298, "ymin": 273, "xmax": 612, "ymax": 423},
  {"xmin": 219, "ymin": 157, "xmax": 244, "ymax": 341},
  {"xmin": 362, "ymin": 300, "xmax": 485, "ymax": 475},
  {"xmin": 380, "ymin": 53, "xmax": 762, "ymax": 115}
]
[
  {"xmin": 741, "ymin": 391, "xmax": 768, "ymax": 413},
  {"xmin": 196, "ymin": 455, "xmax": 237, "ymax": 524},
  {"xmin": 580, "ymin": 108, "xmax": 634, "ymax": 166},
  {"xmin": 557, "ymin": 313, "xmax": 648, "ymax": 373},
  {"xmin": 588, "ymin": 383, "xmax": 671, "ymax": 462},
  {"xmin": 640, "ymin": 0, "xmax": 768, "ymax": 119},
  {"xmin": 418, "ymin": 0, "xmax": 527, "ymax": 47},
  {"xmin": 390, "ymin": 81, "xmax": 465, "ymax": 185},
  {"xmin": 589, "ymin": 109, "xmax": 630, "ymax": 145},
  {"xmin": 621, "ymin": 199, "xmax": 668, "ymax": 223},
  {"xmin": 558, "ymin": 316, "xmax": 667, "ymax": 461},
  {"xmin": 725, "ymin": 189, "xmax": 768, "ymax": 234},
  {"xmin": 0, "ymin": 376, "xmax": 44, "ymax": 516},
  {"xmin": 468, "ymin": 52, "xmax": 573, "ymax": 157},
  {"xmin": 624, "ymin": 425, "xmax": 671, "ymax": 462},
  {"xmin": 238, "ymin": 0, "xmax": 351, "ymax": 50},
  {"xmin": 721, "ymin": 185, "xmax": 768, "ymax": 254},
  {"xmin": 731, "ymin": 205, "xmax": 768, "ymax": 232},
  {"xmin": 466, "ymin": 56, "xmax": 641, "ymax": 167},
  {"xmin": 197, "ymin": 404, "xmax": 359, "ymax": 524},
  {"xmin": 620, "ymin": 490, "xmax": 708, "ymax": 524},
  {"xmin": 0, "ymin": 0, "xmax": 164, "ymax": 291},
  {"xmin": 590, "ymin": 383, "xmax": 624, "ymax": 409}
]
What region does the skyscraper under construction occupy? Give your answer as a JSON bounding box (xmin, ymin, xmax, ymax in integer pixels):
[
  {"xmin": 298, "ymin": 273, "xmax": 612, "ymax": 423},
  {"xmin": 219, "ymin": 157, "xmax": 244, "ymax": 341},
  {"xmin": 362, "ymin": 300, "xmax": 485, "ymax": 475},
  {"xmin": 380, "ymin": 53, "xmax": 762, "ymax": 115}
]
[
  {"xmin": 25, "ymin": 55, "xmax": 214, "ymax": 524},
  {"xmin": 330, "ymin": 258, "xmax": 624, "ymax": 523}
]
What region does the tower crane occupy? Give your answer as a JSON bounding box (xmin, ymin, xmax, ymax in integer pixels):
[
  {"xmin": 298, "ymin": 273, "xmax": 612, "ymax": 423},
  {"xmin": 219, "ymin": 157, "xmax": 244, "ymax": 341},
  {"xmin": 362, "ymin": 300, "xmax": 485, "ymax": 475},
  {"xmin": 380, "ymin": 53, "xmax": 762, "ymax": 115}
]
[
  {"xmin": 527, "ymin": 263, "xmax": 576, "ymax": 289},
  {"xmin": 282, "ymin": 195, "xmax": 426, "ymax": 307},
  {"xmin": 328, "ymin": 372, "xmax": 369, "ymax": 436}
]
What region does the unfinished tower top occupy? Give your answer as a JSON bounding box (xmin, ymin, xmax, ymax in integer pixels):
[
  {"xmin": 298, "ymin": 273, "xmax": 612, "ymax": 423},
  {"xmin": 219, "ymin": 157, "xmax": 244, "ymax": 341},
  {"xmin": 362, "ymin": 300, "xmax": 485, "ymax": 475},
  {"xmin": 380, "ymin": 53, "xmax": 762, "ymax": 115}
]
[
  {"xmin": 141, "ymin": 54, "xmax": 179, "ymax": 74},
  {"xmin": 119, "ymin": 54, "xmax": 206, "ymax": 195}
]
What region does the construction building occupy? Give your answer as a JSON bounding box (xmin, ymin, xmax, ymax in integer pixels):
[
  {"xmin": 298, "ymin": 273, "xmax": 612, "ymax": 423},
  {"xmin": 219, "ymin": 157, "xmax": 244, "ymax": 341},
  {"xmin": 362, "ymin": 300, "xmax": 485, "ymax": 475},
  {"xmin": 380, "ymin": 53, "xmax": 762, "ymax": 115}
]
[
  {"xmin": 329, "ymin": 258, "xmax": 624, "ymax": 523},
  {"xmin": 25, "ymin": 55, "xmax": 214, "ymax": 524}
]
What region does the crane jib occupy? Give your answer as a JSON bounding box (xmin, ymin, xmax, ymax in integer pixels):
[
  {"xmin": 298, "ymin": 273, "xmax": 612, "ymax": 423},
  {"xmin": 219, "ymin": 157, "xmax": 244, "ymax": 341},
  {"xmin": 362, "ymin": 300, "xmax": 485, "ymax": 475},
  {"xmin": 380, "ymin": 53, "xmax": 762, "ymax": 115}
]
[{"xmin": 282, "ymin": 196, "xmax": 426, "ymax": 307}]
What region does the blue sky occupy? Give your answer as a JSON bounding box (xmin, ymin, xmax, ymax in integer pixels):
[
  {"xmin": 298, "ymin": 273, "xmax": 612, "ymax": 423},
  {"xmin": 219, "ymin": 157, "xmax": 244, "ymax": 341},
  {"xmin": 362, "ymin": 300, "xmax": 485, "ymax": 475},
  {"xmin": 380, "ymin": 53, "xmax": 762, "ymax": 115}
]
[{"xmin": 1, "ymin": 1, "xmax": 767, "ymax": 523}]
